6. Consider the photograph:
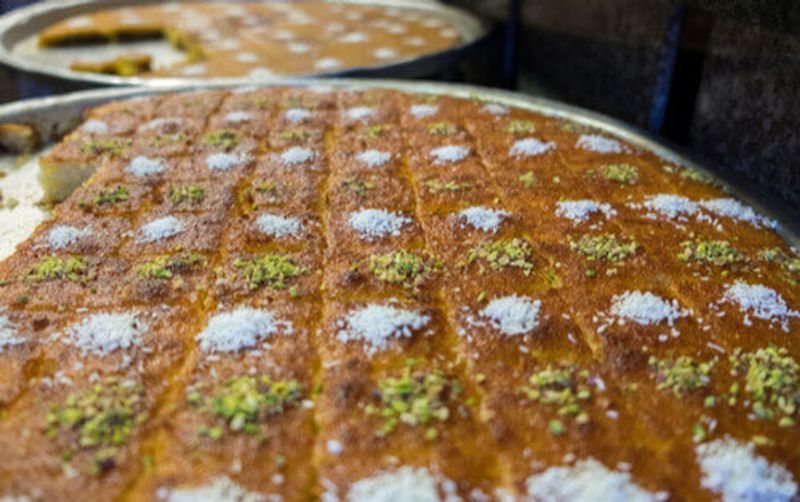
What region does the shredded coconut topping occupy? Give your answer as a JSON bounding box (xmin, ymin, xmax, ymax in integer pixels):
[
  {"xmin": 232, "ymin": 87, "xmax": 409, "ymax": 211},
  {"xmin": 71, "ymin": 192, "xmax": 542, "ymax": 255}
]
[
  {"xmin": 373, "ymin": 47, "xmax": 398, "ymax": 59},
  {"xmin": 180, "ymin": 64, "xmax": 207, "ymax": 76},
  {"xmin": 348, "ymin": 209, "xmax": 411, "ymax": 241},
  {"xmin": 457, "ymin": 206, "xmax": 509, "ymax": 233},
  {"xmin": 126, "ymin": 156, "xmax": 166, "ymax": 177},
  {"xmin": 481, "ymin": 103, "xmax": 510, "ymax": 116},
  {"xmin": 62, "ymin": 312, "xmax": 146, "ymax": 356},
  {"xmin": 140, "ymin": 118, "xmax": 184, "ymax": 132},
  {"xmin": 347, "ymin": 466, "xmax": 446, "ymax": 502},
  {"xmin": 642, "ymin": 194, "xmax": 698, "ymax": 220},
  {"xmin": 315, "ymin": 58, "xmax": 343, "ymax": 70},
  {"xmin": 696, "ymin": 438, "xmax": 797, "ymax": 502},
  {"xmin": 235, "ymin": 52, "xmax": 259, "ymax": 63},
  {"xmin": 510, "ymin": 137, "xmax": 555, "ymax": 158},
  {"xmin": 197, "ymin": 307, "xmax": 286, "ymax": 353},
  {"xmin": 410, "ymin": 104, "xmax": 439, "ymax": 118},
  {"xmin": 284, "ymin": 108, "xmax": 312, "ymax": 123},
  {"xmin": 223, "ymin": 111, "xmax": 253, "ymax": 124},
  {"xmin": 479, "ymin": 295, "xmax": 542, "ymax": 336},
  {"xmin": 255, "ymin": 213, "xmax": 302, "ymax": 238},
  {"xmin": 248, "ymin": 67, "xmax": 274, "ymax": 79},
  {"xmin": 82, "ymin": 119, "xmax": 109, "ymax": 135},
  {"xmin": 344, "ymin": 106, "xmax": 376, "ymax": 122},
  {"xmin": 700, "ymin": 198, "xmax": 778, "ymax": 229},
  {"xmin": 280, "ymin": 146, "xmax": 315, "ymax": 165},
  {"xmin": 339, "ymin": 32, "xmax": 368, "ymax": 43},
  {"xmin": 609, "ymin": 291, "xmax": 687, "ymax": 326},
  {"xmin": 288, "ymin": 42, "xmax": 311, "ymax": 53},
  {"xmin": 576, "ymin": 134, "xmax": 624, "ymax": 153},
  {"xmin": 206, "ymin": 152, "xmax": 252, "ymax": 171},
  {"xmin": 46, "ymin": 224, "xmax": 92, "ymax": 250},
  {"xmin": 525, "ymin": 458, "xmax": 664, "ymax": 502},
  {"xmin": 430, "ymin": 145, "xmax": 470, "ymax": 165},
  {"xmin": 336, "ymin": 304, "xmax": 430, "ymax": 354},
  {"xmin": 721, "ymin": 282, "xmax": 799, "ymax": 330},
  {"xmin": 165, "ymin": 475, "xmax": 265, "ymax": 502},
  {"xmin": 356, "ymin": 149, "xmax": 392, "ymax": 167},
  {"xmin": 556, "ymin": 200, "xmax": 616, "ymax": 223},
  {"xmin": 0, "ymin": 315, "xmax": 24, "ymax": 353},
  {"xmin": 138, "ymin": 216, "xmax": 184, "ymax": 243}
]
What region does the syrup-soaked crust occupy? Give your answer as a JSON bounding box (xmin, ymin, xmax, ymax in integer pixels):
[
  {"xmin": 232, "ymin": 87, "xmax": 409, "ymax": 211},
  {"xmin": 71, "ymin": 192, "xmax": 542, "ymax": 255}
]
[
  {"xmin": 37, "ymin": 2, "xmax": 463, "ymax": 78},
  {"xmin": 0, "ymin": 87, "xmax": 798, "ymax": 501}
]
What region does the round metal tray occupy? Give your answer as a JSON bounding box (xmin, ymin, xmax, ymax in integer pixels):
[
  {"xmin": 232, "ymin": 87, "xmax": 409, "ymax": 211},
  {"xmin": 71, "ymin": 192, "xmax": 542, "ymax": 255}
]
[
  {"xmin": 0, "ymin": 0, "xmax": 487, "ymax": 91},
  {"xmin": 0, "ymin": 78, "xmax": 797, "ymax": 261}
]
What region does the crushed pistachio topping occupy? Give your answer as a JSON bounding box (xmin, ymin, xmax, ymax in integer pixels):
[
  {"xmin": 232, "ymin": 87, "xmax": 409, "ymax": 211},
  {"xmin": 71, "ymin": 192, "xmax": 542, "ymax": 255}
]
[
  {"xmin": 519, "ymin": 364, "xmax": 592, "ymax": 428},
  {"xmin": 150, "ymin": 132, "xmax": 186, "ymax": 147},
  {"xmin": 203, "ymin": 129, "xmax": 241, "ymax": 150},
  {"xmin": 342, "ymin": 177, "xmax": 376, "ymax": 198},
  {"xmin": 136, "ymin": 253, "xmax": 201, "ymax": 280},
  {"xmin": 648, "ymin": 356, "xmax": 715, "ymax": 397},
  {"xmin": 169, "ymin": 185, "xmax": 206, "ymax": 205},
  {"xmin": 363, "ymin": 124, "xmax": 392, "ymax": 139},
  {"xmin": 729, "ymin": 346, "xmax": 798, "ymax": 426},
  {"xmin": 460, "ymin": 238, "xmax": 534, "ymax": 276},
  {"xmin": 188, "ymin": 375, "xmax": 302, "ymax": 439},
  {"xmin": 601, "ymin": 163, "xmax": 639, "ymax": 184},
  {"xmin": 233, "ymin": 255, "xmax": 308, "ymax": 290},
  {"xmin": 519, "ymin": 171, "xmax": 537, "ymax": 188},
  {"xmin": 558, "ymin": 121, "xmax": 595, "ymax": 134},
  {"xmin": 279, "ymin": 129, "xmax": 315, "ymax": 142},
  {"xmin": 45, "ymin": 378, "xmax": 146, "ymax": 475},
  {"xmin": 92, "ymin": 185, "xmax": 129, "ymax": 207},
  {"xmin": 505, "ymin": 120, "xmax": 535, "ymax": 135},
  {"xmin": 366, "ymin": 361, "xmax": 462, "ymax": 439},
  {"xmin": 569, "ymin": 234, "xmax": 638, "ymax": 262},
  {"xmin": 80, "ymin": 137, "xmax": 131, "ymax": 156},
  {"xmin": 677, "ymin": 166, "xmax": 713, "ymax": 184},
  {"xmin": 759, "ymin": 248, "xmax": 800, "ymax": 274},
  {"xmin": 255, "ymin": 181, "xmax": 276, "ymax": 193},
  {"xmin": 425, "ymin": 179, "xmax": 472, "ymax": 193},
  {"xmin": 26, "ymin": 255, "xmax": 91, "ymax": 283},
  {"xmin": 427, "ymin": 122, "xmax": 458, "ymax": 136},
  {"xmin": 678, "ymin": 238, "xmax": 744, "ymax": 266},
  {"xmin": 366, "ymin": 250, "xmax": 441, "ymax": 290}
]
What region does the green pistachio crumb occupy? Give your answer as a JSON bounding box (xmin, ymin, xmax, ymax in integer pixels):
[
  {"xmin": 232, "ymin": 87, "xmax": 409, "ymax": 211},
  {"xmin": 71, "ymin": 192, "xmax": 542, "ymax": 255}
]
[
  {"xmin": 549, "ymin": 419, "xmax": 566, "ymax": 436},
  {"xmin": 203, "ymin": 129, "xmax": 241, "ymax": 150},
  {"xmin": 26, "ymin": 256, "xmax": 91, "ymax": 283},
  {"xmin": 569, "ymin": 233, "xmax": 638, "ymax": 262},
  {"xmin": 342, "ymin": 177, "xmax": 375, "ymax": 198},
  {"xmin": 136, "ymin": 253, "xmax": 201, "ymax": 280},
  {"xmin": 461, "ymin": 238, "xmax": 534, "ymax": 276},
  {"xmin": 678, "ymin": 238, "xmax": 744, "ymax": 266},
  {"xmin": 601, "ymin": 163, "xmax": 639, "ymax": 184},
  {"xmin": 518, "ymin": 171, "xmax": 537, "ymax": 188},
  {"xmin": 169, "ymin": 185, "xmax": 206, "ymax": 205},
  {"xmin": 363, "ymin": 124, "xmax": 391, "ymax": 139},
  {"xmin": 80, "ymin": 137, "xmax": 131, "ymax": 156},
  {"xmin": 520, "ymin": 364, "xmax": 593, "ymax": 427},
  {"xmin": 505, "ymin": 120, "xmax": 535, "ymax": 135},
  {"xmin": 648, "ymin": 356, "xmax": 715, "ymax": 397},
  {"xmin": 93, "ymin": 186, "xmax": 129, "ymax": 207},
  {"xmin": 425, "ymin": 179, "xmax": 471, "ymax": 193},
  {"xmin": 427, "ymin": 122, "xmax": 458, "ymax": 136},
  {"xmin": 150, "ymin": 132, "xmax": 186, "ymax": 147},
  {"xmin": 367, "ymin": 250, "xmax": 440, "ymax": 290},
  {"xmin": 729, "ymin": 346, "xmax": 798, "ymax": 424},
  {"xmin": 678, "ymin": 166, "xmax": 713, "ymax": 184},
  {"xmin": 233, "ymin": 255, "xmax": 308, "ymax": 290},
  {"xmin": 758, "ymin": 247, "xmax": 800, "ymax": 274}
]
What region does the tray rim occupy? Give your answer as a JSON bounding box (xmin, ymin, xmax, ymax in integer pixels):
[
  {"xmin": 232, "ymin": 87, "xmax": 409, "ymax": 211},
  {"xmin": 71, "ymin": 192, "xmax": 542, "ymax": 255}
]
[
  {"xmin": 0, "ymin": 0, "xmax": 488, "ymax": 87},
  {"xmin": 0, "ymin": 78, "xmax": 797, "ymax": 250}
]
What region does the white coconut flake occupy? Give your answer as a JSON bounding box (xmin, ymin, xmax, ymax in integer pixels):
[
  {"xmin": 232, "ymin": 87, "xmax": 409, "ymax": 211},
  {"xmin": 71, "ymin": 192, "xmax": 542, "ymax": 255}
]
[
  {"xmin": 137, "ymin": 216, "xmax": 184, "ymax": 243},
  {"xmin": 236, "ymin": 52, "xmax": 259, "ymax": 64},
  {"xmin": 46, "ymin": 224, "xmax": 92, "ymax": 250},
  {"xmin": 405, "ymin": 36, "xmax": 426, "ymax": 47},
  {"xmin": 641, "ymin": 194, "xmax": 698, "ymax": 220},
  {"xmin": 481, "ymin": 103, "xmax": 510, "ymax": 116},
  {"xmin": 62, "ymin": 312, "xmax": 146, "ymax": 356},
  {"xmin": 0, "ymin": 315, "xmax": 24, "ymax": 353},
  {"xmin": 348, "ymin": 208, "xmax": 411, "ymax": 241},
  {"xmin": 288, "ymin": 42, "xmax": 311, "ymax": 53},
  {"xmin": 373, "ymin": 47, "xmax": 398, "ymax": 59},
  {"xmin": 339, "ymin": 32, "xmax": 368, "ymax": 44},
  {"xmin": 206, "ymin": 152, "xmax": 251, "ymax": 171},
  {"xmin": 430, "ymin": 145, "xmax": 470, "ymax": 165},
  {"xmin": 67, "ymin": 15, "xmax": 94, "ymax": 28},
  {"xmin": 164, "ymin": 475, "xmax": 265, "ymax": 502},
  {"xmin": 248, "ymin": 67, "xmax": 274, "ymax": 80},
  {"xmin": 457, "ymin": 206, "xmax": 509, "ymax": 233},
  {"xmin": 555, "ymin": 200, "xmax": 616, "ymax": 223},
  {"xmin": 315, "ymin": 58, "xmax": 343, "ymax": 70},
  {"xmin": 344, "ymin": 106, "xmax": 376, "ymax": 122},
  {"xmin": 347, "ymin": 466, "xmax": 445, "ymax": 502},
  {"xmin": 224, "ymin": 111, "xmax": 253, "ymax": 124},
  {"xmin": 609, "ymin": 291, "xmax": 687, "ymax": 326},
  {"xmin": 721, "ymin": 282, "xmax": 799, "ymax": 330},
  {"xmin": 525, "ymin": 458, "xmax": 664, "ymax": 502},
  {"xmin": 140, "ymin": 117, "xmax": 184, "ymax": 132},
  {"xmin": 336, "ymin": 304, "xmax": 429, "ymax": 355},
  {"xmin": 696, "ymin": 438, "xmax": 797, "ymax": 502},
  {"xmin": 197, "ymin": 307, "xmax": 286, "ymax": 353},
  {"xmin": 479, "ymin": 295, "xmax": 541, "ymax": 336},
  {"xmin": 510, "ymin": 137, "xmax": 555, "ymax": 158},
  {"xmin": 279, "ymin": 146, "xmax": 315, "ymax": 165},
  {"xmin": 81, "ymin": 119, "xmax": 109, "ymax": 135},
  {"xmin": 326, "ymin": 439, "xmax": 344, "ymax": 456},
  {"xmin": 700, "ymin": 198, "xmax": 778, "ymax": 229},
  {"xmin": 180, "ymin": 64, "xmax": 207, "ymax": 76},
  {"xmin": 284, "ymin": 108, "xmax": 312, "ymax": 123},
  {"xmin": 126, "ymin": 156, "xmax": 166, "ymax": 177},
  {"xmin": 410, "ymin": 104, "xmax": 439, "ymax": 118},
  {"xmin": 356, "ymin": 149, "xmax": 392, "ymax": 167},
  {"xmin": 255, "ymin": 213, "xmax": 302, "ymax": 238},
  {"xmin": 576, "ymin": 134, "xmax": 624, "ymax": 153}
]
